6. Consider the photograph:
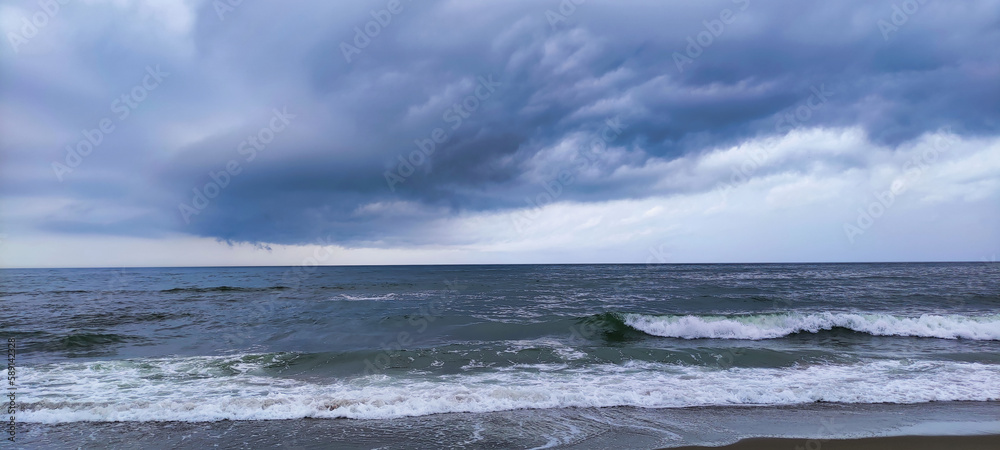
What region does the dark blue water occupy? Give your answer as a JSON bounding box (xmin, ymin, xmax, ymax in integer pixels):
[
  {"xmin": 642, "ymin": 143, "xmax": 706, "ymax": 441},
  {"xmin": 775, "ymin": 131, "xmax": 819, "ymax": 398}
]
[{"xmin": 3, "ymin": 263, "xmax": 999, "ymax": 447}]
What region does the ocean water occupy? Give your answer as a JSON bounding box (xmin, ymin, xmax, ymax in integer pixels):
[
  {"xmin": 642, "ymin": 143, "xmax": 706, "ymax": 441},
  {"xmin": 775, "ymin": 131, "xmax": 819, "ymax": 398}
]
[{"xmin": 3, "ymin": 263, "xmax": 999, "ymax": 448}]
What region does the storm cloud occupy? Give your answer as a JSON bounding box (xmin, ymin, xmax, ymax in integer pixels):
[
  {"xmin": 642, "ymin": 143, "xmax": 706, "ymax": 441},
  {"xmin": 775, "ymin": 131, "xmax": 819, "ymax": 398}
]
[{"xmin": 1, "ymin": 0, "xmax": 998, "ymax": 265}]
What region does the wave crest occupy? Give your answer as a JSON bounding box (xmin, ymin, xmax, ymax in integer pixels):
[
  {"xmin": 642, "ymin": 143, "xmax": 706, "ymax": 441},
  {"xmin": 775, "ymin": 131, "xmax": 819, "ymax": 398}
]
[{"xmin": 620, "ymin": 312, "xmax": 1000, "ymax": 340}]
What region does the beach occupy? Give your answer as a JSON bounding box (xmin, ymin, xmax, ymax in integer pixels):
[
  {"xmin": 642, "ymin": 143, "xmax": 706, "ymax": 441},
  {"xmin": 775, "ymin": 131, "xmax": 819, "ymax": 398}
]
[
  {"xmin": 672, "ymin": 435, "xmax": 1000, "ymax": 450},
  {"xmin": 3, "ymin": 263, "xmax": 998, "ymax": 448},
  {"xmin": 14, "ymin": 402, "xmax": 1000, "ymax": 448}
]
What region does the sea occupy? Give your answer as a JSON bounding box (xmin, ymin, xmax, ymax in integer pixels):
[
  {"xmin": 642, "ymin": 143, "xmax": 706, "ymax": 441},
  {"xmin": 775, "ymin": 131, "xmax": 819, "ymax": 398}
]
[{"xmin": 2, "ymin": 263, "xmax": 999, "ymax": 448}]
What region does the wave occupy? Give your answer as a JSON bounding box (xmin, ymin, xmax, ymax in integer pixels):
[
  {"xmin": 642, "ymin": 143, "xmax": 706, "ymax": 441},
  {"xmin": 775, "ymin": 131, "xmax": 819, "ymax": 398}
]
[
  {"xmin": 59, "ymin": 333, "xmax": 133, "ymax": 350},
  {"xmin": 338, "ymin": 293, "xmax": 397, "ymax": 301},
  {"xmin": 617, "ymin": 312, "xmax": 1000, "ymax": 340},
  {"xmin": 160, "ymin": 285, "xmax": 289, "ymax": 293},
  {"xmin": 17, "ymin": 355, "xmax": 1000, "ymax": 423},
  {"xmin": 1, "ymin": 289, "xmax": 92, "ymax": 295}
]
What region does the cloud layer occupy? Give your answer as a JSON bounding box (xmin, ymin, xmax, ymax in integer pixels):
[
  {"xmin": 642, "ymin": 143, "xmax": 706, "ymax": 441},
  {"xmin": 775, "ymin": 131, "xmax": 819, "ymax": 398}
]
[{"xmin": 1, "ymin": 0, "xmax": 998, "ymax": 265}]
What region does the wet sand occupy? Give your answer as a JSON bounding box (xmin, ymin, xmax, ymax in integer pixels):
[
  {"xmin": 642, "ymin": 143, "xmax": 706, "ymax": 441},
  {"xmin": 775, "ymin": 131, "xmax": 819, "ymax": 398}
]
[
  {"xmin": 15, "ymin": 403, "xmax": 1000, "ymax": 449},
  {"xmin": 670, "ymin": 434, "xmax": 1000, "ymax": 449}
]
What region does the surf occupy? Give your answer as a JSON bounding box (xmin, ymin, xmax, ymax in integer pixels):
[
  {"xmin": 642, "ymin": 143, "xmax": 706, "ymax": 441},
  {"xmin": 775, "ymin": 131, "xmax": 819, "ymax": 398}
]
[
  {"xmin": 617, "ymin": 312, "xmax": 1000, "ymax": 340},
  {"xmin": 17, "ymin": 357, "xmax": 1000, "ymax": 423}
]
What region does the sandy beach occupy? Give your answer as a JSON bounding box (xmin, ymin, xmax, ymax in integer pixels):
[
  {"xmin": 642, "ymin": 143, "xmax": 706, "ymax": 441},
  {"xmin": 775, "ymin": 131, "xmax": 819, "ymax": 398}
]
[{"xmin": 671, "ymin": 434, "xmax": 1000, "ymax": 449}]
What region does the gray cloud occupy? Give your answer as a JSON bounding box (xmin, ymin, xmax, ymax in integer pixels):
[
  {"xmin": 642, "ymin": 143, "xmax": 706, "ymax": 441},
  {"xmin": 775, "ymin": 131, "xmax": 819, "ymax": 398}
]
[{"xmin": 1, "ymin": 0, "xmax": 998, "ymax": 249}]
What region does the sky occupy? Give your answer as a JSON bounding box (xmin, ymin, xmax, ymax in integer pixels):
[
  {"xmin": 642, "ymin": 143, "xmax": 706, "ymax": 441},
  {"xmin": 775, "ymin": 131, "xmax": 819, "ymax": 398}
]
[{"xmin": 1, "ymin": 0, "xmax": 998, "ymax": 268}]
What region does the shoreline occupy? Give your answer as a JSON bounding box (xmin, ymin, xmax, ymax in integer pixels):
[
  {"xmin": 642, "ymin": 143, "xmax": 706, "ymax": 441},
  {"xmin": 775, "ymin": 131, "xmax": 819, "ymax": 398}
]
[
  {"xmin": 15, "ymin": 402, "xmax": 1000, "ymax": 449},
  {"xmin": 669, "ymin": 434, "xmax": 1000, "ymax": 449}
]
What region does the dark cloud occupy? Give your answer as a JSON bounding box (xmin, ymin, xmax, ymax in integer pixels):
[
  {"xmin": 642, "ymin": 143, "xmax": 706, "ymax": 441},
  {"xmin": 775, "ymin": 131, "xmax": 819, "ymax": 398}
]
[{"xmin": 2, "ymin": 0, "xmax": 998, "ymax": 246}]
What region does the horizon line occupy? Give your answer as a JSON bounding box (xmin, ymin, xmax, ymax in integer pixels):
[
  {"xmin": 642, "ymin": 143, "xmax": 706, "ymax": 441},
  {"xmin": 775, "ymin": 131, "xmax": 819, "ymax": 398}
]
[{"xmin": 0, "ymin": 260, "xmax": 994, "ymax": 270}]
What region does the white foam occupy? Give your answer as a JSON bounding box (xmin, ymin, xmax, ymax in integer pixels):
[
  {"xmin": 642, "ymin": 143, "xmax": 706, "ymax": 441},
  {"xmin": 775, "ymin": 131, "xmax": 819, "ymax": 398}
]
[
  {"xmin": 499, "ymin": 339, "xmax": 589, "ymax": 361},
  {"xmin": 622, "ymin": 312, "xmax": 1000, "ymax": 340},
  {"xmin": 338, "ymin": 293, "xmax": 396, "ymax": 301},
  {"xmin": 17, "ymin": 355, "xmax": 1000, "ymax": 423}
]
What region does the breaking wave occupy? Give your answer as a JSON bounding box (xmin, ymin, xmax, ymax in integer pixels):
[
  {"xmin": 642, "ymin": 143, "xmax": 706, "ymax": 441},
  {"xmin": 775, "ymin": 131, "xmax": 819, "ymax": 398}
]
[{"xmin": 618, "ymin": 312, "xmax": 1000, "ymax": 340}]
